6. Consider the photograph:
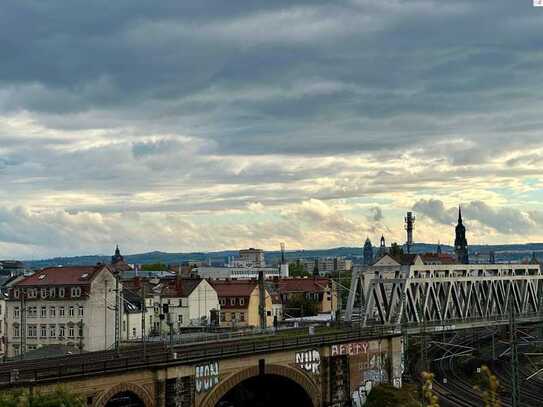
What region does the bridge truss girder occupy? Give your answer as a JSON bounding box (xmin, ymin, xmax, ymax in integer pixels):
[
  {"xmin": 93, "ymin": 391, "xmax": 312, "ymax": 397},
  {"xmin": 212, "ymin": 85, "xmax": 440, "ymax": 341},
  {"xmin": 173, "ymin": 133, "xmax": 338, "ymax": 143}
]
[{"xmin": 346, "ymin": 274, "xmax": 543, "ymax": 326}]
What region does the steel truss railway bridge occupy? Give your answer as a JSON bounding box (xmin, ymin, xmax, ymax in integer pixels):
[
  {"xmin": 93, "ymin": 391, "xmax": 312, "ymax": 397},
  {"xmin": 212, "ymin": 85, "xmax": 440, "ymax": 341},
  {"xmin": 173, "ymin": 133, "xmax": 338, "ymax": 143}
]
[{"xmin": 345, "ymin": 263, "xmax": 543, "ymax": 330}]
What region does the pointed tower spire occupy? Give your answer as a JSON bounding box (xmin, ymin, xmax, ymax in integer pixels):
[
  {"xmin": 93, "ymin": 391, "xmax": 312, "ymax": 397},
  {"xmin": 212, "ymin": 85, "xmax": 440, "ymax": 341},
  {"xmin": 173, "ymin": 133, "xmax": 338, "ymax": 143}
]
[{"xmin": 454, "ymin": 205, "xmax": 469, "ymax": 264}]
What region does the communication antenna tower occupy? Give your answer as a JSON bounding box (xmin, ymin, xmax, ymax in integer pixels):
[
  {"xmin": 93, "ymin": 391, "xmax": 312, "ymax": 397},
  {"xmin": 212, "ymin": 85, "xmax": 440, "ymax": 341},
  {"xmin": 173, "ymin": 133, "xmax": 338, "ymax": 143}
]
[{"xmin": 404, "ymin": 211, "xmax": 416, "ymax": 253}]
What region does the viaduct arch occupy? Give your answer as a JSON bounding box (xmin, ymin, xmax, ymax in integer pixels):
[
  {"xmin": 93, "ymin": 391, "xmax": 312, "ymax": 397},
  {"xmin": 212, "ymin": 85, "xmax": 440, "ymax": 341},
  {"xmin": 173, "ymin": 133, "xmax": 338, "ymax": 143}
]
[
  {"xmin": 94, "ymin": 382, "xmax": 154, "ymax": 407},
  {"xmin": 199, "ymin": 364, "xmax": 320, "ymax": 407}
]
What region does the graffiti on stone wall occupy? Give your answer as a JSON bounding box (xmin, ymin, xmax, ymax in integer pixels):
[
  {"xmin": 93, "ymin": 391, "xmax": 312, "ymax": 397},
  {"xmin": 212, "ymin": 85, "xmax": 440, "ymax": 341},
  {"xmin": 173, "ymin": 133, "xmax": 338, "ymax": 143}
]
[
  {"xmin": 295, "ymin": 349, "xmax": 321, "ymax": 374},
  {"xmin": 195, "ymin": 361, "xmax": 219, "ymax": 393},
  {"xmin": 352, "ymin": 380, "xmax": 373, "ymax": 407},
  {"xmin": 331, "ymin": 341, "xmax": 369, "ymax": 357}
]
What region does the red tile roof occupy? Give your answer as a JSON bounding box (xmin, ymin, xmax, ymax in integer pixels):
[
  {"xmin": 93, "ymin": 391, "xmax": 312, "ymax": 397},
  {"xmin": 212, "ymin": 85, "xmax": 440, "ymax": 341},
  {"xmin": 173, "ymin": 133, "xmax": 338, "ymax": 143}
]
[
  {"xmin": 274, "ymin": 277, "xmax": 331, "ymax": 294},
  {"xmin": 210, "ymin": 280, "xmax": 257, "ymax": 297},
  {"xmin": 16, "ymin": 265, "xmax": 109, "ymax": 287},
  {"xmin": 420, "ymin": 253, "xmax": 457, "ymax": 265},
  {"xmin": 161, "ymin": 278, "xmax": 202, "ymax": 297}
]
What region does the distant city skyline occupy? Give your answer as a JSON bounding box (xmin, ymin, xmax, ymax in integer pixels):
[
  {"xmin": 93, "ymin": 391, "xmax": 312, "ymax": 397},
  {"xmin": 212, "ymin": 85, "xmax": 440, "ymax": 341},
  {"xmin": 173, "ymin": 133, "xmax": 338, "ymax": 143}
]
[{"xmin": 1, "ymin": 1, "xmax": 542, "ymax": 258}]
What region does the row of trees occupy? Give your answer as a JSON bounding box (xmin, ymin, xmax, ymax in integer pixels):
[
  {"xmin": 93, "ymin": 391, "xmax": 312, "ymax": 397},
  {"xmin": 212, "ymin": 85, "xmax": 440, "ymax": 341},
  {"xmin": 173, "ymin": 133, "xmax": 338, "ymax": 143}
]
[{"xmin": 0, "ymin": 387, "xmax": 84, "ymax": 407}]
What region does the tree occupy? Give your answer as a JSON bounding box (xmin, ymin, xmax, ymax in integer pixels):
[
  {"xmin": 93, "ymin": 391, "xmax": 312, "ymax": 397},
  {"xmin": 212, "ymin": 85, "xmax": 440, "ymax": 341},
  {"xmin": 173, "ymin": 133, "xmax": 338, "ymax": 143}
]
[
  {"xmin": 140, "ymin": 262, "xmax": 168, "ymax": 271},
  {"xmin": 474, "ymin": 365, "xmax": 501, "ymax": 407},
  {"xmin": 390, "ymin": 243, "xmax": 404, "ymax": 257},
  {"xmin": 365, "ymin": 384, "xmax": 419, "ymax": 407},
  {"xmin": 284, "ymin": 293, "xmax": 319, "ymax": 317},
  {"xmin": 289, "ymin": 262, "xmax": 310, "ymax": 277},
  {"xmin": 0, "ymin": 387, "xmax": 85, "ymax": 407}
]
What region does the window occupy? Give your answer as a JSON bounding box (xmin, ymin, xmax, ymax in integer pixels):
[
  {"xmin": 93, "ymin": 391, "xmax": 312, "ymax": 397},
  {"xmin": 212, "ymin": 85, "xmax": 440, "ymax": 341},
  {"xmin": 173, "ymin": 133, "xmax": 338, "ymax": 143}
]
[
  {"xmin": 58, "ymin": 287, "xmax": 65, "ymax": 297},
  {"xmin": 13, "ymin": 345, "xmax": 20, "ymax": 356},
  {"xmin": 59, "ymin": 325, "xmax": 65, "ymax": 338},
  {"xmin": 122, "ymin": 320, "xmax": 126, "ymax": 331},
  {"xmin": 69, "ymin": 306, "xmax": 75, "ymax": 317},
  {"xmin": 59, "ymin": 307, "xmax": 65, "ymax": 317},
  {"xmin": 50, "ymin": 307, "xmax": 56, "ymax": 318},
  {"xmin": 41, "ymin": 288, "xmax": 48, "ymax": 298},
  {"xmin": 49, "ymin": 287, "xmax": 56, "ymax": 297},
  {"xmin": 239, "ymin": 298, "xmax": 245, "ymax": 306},
  {"xmin": 71, "ymin": 287, "xmax": 81, "ymax": 297},
  {"xmin": 28, "ymin": 306, "xmax": 37, "ymax": 318},
  {"xmin": 41, "ymin": 306, "xmax": 47, "ymax": 318},
  {"xmin": 28, "ymin": 325, "xmax": 37, "ymax": 338},
  {"xmin": 220, "ymin": 298, "xmax": 226, "ymax": 306},
  {"xmin": 40, "ymin": 325, "xmax": 47, "ymax": 338},
  {"xmin": 50, "ymin": 325, "xmax": 56, "ymax": 337},
  {"xmin": 14, "ymin": 307, "xmax": 20, "ymax": 318},
  {"xmin": 132, "ymin": 328, "xmax": 136, "ymax": 338},
  {"xmin": 13, "ymin": 325, "xmax": 20, "ymax": 337},
  {"xmin": 28, "ymin": 345, "xmax": 37, "ymax": 351},
  {"xmin": 68, "ymin": 327, "xmax": 75, "ymax": 338},
  {"xmin": 27, "ymin": 289, "xmax": 36, "ymax": 298},
  {"xmin": 240, "ymin": 312, "xmax": 245, "ymax": 322},
  {"xmin": 78, "ymin": 306, "xmax": 84, "ymax": 317},
  {"xmin": 177, "ymin": 315, "xmax": 183, "ymax": 326},
  {"xmin": 13, "ymin": 289, "xmax": 19, "ymax": 299},
  {"xmin": 78, "ymin": 324, "xmax": 83, "ymax": 337},
  {"xmin": 230, "ymin": 298, "xmax": 236, "ymax": 306},
  {"xmin": 220, "ymin": 312, "xmax": 225, "ymax": 322}
]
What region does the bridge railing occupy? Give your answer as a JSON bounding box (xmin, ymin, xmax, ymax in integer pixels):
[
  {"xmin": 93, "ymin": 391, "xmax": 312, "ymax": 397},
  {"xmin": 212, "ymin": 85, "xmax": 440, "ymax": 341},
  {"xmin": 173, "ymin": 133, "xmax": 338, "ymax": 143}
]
[{"xmin": 2, "ymin": 312, "xmax": 542, "ymax": 388}]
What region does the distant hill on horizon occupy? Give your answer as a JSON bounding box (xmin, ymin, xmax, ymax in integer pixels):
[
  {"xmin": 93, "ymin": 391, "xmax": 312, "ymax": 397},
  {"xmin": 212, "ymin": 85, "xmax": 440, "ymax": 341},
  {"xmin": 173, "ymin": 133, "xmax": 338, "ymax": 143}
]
[{"xmin": 21, "ymin": 242, "xmax": 543, "ymax": 269}]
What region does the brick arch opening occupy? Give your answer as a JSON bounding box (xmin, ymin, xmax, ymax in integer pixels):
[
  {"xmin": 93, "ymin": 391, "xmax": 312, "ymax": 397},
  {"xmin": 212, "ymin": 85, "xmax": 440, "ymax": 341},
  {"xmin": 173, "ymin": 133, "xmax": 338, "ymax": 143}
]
[
  {"xmin": 94, "ymin": 382, "xmax": 154, "ymax": 407},
  {"xmin": 200, "ymin": 364, "xmax": 320, "ymax": 407}
]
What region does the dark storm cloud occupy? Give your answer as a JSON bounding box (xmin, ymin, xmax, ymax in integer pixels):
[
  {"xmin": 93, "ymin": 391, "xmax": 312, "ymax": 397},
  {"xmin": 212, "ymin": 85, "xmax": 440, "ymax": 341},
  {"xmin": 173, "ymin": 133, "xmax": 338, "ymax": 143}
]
[
  {"xmin": 413, "ymin": 199, "xmax": 543, "ymax": 235},
  {"xmin": 1, "ymin": 0, "xmax": 543, "ymax": 158}
]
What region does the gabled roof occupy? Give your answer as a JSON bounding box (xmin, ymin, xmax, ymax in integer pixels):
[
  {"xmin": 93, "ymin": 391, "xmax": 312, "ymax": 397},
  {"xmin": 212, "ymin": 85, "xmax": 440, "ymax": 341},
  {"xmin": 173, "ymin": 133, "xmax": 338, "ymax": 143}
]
[
  {"xmin": 15, "ymin": 265, "xmax": 108, "ymax": 287},
  {"xmin": 210, "ymin": 280, "xmax": 257, "ymax": 297},
  {"xmin": 160, "ymin": 278, "xmax": 203, "ymax": 297},
  {"xmin": 274, "ymin": 277, "xmax": 331, "ymax": 294}
]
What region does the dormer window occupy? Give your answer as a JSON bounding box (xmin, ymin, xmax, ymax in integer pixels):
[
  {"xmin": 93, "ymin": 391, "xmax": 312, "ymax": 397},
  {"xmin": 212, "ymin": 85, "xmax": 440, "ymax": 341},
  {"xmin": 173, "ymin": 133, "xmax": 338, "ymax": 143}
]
[
  {"xmin": 71, "ymin": 287, "xmax": 81, "ymax": 297},
  {"xmin": 49, "ymin": 287, "xmax": 56, "ymax": 297},
  {"xmin": 239, "ymin": 298, "xmax": 245, "ymax": 306},
  {"xmin": 220, "ymin": 298, "xmax": 226, "ymax": 306},
  {"xmin": 13, "ymin": 289, "xmax": 19, "ymax": 299},
  {"xmin": 41, "ymin": 288, "xmax": 48, "ymax": 299},
  {"xmin": 230, "ymin": 298, "xmax": 236, "ymax": 306},
  {"xmin": 58, "ymin": 287, "xmax": 65, "ymax": 297}
]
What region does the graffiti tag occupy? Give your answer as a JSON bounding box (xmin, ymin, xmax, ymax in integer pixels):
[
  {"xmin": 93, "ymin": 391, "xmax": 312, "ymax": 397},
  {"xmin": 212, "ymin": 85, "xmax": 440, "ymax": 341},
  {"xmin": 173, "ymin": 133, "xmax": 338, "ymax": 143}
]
[
  {"xmin": 331, "ymin": 341, "xmax": 369, "ymax": 357},
  {"xmin": 195, "ymin": 361, "xmax": 219, "ymax": 393},
  {"xmin": 295, "ymin": 349, "xmax": 321, "ymax": 374}
]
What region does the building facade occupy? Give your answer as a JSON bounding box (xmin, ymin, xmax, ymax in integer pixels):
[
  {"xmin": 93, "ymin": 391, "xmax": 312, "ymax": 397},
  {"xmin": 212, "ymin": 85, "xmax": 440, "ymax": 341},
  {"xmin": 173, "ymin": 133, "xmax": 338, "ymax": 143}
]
[
  {"xmin": 211, "ymin": 280, "xmax": 273, "ymax": 328},
  {"xmin": 4, "ymin": 265, "xmax": 118, "ymax": 357}
]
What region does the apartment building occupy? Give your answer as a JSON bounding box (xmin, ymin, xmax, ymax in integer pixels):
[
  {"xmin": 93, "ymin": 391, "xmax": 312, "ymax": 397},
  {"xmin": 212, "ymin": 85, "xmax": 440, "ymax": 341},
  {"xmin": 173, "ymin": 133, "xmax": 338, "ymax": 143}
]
[
  {"xmin": 272, "ymin": 277, "xmax": 337, "ymax": 314},
  {"xmin": 4, "ymin": 264, "xmax": 117, "ymax": 357},
  {"xmin": 211, "ymin": 280, "xmax": 273, "ymax": 328}
]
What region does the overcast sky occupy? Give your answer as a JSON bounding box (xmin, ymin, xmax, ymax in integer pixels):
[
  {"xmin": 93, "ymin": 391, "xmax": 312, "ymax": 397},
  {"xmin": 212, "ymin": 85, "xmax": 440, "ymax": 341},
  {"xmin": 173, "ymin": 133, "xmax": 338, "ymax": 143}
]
[{"xmin": 1, "ymin": 1, "xmax": 543, "ymax": 259}]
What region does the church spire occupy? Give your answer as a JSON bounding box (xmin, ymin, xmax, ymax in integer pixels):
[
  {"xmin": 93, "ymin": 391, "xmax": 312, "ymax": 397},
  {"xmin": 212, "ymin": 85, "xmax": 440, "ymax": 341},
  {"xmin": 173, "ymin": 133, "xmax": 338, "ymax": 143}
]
[{"xmin": 454, "ymin": 205, "xmax": 469, "ymax": 264}]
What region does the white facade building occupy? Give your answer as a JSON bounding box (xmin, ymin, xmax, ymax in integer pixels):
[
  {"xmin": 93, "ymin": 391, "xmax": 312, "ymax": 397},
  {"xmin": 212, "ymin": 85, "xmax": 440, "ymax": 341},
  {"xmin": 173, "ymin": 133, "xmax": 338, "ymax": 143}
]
[
  {"xmin": 122, "ymin": 278, "xmax": 220, "ymax": 338},
  {"xmin": 195, "ymin": 266, "xmax": 280, "ymax": 280},
  {"xmin": 4, "ymin": 265, "xmax": 118, "ymax": 357}
]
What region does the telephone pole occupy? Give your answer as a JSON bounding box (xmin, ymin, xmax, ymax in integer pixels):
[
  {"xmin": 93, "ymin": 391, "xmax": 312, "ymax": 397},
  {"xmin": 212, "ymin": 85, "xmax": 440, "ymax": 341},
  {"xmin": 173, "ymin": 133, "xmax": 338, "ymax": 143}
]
[
  {"xmin": 114, "ymin": 271, "xmax": 120, "ymax": 355},
  {"xmin": 20, "ymin": 290, "xmax": 26, "ymax": 359},
  {"xmin": 510, "ymin": 292, "xmax": 520, "ymax": 407},
  {"xmin": 141, "ymin": 283, "xmax": 146, "ymax": 359}
]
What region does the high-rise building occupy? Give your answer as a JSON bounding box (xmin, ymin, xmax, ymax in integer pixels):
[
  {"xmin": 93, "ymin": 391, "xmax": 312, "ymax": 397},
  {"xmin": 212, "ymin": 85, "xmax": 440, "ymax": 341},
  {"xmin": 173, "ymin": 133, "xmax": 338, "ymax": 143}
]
[{"xmin": 454, "ymin": 206, "xmax": 469, "ymax": 264}]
